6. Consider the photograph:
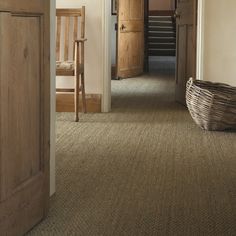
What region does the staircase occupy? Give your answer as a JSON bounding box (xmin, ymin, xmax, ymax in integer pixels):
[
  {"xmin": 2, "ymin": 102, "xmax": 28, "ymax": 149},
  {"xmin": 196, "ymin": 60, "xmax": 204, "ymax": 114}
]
[{"xmin": 148, "ymin": 15, "xmax": 176, "ymax": 57}]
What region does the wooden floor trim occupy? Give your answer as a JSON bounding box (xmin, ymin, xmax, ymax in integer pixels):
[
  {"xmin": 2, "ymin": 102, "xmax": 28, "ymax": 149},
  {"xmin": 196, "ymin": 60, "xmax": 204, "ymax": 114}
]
[{"xmin": 56, "ymin": 93, "xmax": 101, "ymax": 113}]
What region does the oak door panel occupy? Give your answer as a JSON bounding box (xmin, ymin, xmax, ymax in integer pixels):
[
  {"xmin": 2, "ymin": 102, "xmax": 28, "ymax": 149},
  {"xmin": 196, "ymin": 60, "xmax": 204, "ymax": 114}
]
[
  {"xmin": 117, "ymin": 0, "xmax": 144, "ymax": 78},
  {"xmin": 175, "ymin": 0, "xmax": 197, "ymax": 104},
  {"xmin": 3, "ymin": 15, "xmax": 41, "ymax": 198},
  {"xmin": 0, "ymin": 0, "xmax": 50, "ymax": 235}
]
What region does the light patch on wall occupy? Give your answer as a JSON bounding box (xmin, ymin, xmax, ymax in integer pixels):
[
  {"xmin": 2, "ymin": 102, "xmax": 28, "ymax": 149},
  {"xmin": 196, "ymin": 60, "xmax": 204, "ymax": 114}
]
[{"xmin": 203, "ymin": 0, "xmax": 236, "ymax": 86}]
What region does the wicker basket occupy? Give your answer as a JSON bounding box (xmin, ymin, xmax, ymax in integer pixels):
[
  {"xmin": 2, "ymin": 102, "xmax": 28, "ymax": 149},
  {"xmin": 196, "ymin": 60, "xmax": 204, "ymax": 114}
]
[{"xmin": 186, "ymin": 78, "xmax": 236, "ymax": 131}]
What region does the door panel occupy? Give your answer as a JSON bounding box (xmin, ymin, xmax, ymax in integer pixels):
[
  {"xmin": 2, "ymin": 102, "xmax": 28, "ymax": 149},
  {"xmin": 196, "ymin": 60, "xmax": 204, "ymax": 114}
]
[
  {"xmin": 186, "ymin": 26, "xmax": 194, "ymax": 77},
  {"xmin": 0, "ymin": 0, "xmax": 50, "ymax": 235},
  {"xmin": 130, "ymin": 0, "xmax": 143, "ymax": 19},
  {"xmin": 175, "ymin": 0, "xmax": 197, "ymax": 104},
  {"xmin": 4, "ymin": 15, "xmax": 41, "ymax": 198},
  {"xmin": 117, "ymin": 0, "xmax": 144, "ymax": 78},
  {"xmin": 176, "ymin": 25, "xmax": 187, "ymax": 103}
]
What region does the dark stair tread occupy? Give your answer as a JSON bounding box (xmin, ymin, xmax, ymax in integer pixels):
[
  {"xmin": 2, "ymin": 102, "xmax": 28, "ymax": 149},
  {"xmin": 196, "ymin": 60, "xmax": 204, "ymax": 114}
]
[
  {"xmin": 149, "ymin": 49, "xmax": 175, "ymax": 51},
  {"xmin": 149, "ymin": 49, "xmax": 176, "ymax": 56},
  {"xmin": 148, "ymin": 37, "xmax": 176, "ymax": 43},
  {"xmin": 149, "ymin": 16, "xmax": 173, "ymax": 21},
  {"xmin": 149, "ymin": 21, "xmax": 173, "ymax": 27}
]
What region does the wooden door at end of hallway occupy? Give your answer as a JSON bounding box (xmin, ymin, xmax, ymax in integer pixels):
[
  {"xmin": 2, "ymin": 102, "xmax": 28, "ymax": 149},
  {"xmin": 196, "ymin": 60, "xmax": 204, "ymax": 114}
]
[
  {"xmin": 175, "ymin": 0, "xmax": 197, "ymax": 105},
  {"xmin": 117, "ymin": 0, "xmax": 145, "ymax": 79},
  {"xmin": 0, "ymin": 1, "xmax": 50, "ymax": 235}
]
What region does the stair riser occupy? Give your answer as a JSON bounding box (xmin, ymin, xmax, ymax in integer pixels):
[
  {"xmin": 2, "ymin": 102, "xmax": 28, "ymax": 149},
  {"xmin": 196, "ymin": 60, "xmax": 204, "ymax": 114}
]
[
  {"xmin": 149, "ymin": 26, "xmax": 175, "ymax": 32},
  {"xmin": 149, "ymin": 32, "xmax": 175, "ymax": 37},
  {"xmin": 149, "ymin": 21, "xmax": 173, "ymax": 27}
]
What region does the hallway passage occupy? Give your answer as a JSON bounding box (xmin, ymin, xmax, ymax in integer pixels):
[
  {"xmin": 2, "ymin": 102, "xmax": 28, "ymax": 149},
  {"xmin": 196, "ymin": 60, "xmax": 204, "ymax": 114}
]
[{"xmin": 29, "ymin": 72, "xmax": 236, "ymax": 236}]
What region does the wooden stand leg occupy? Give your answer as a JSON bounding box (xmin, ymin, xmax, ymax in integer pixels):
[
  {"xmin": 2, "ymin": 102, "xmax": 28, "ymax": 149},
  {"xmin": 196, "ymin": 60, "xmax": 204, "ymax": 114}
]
[
  {"xmin": 75, "ymin": 74, "xmax": 80, "ymax": 122},
  {"xmin": 81, "ymin": 73, "xmax": 87, "ymax": 113}
]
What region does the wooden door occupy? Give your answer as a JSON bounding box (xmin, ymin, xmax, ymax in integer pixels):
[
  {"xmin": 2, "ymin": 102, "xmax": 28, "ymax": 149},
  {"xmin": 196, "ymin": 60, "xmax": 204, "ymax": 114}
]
[
  {"xmin": 0, "ymin": 1, "xmax": 50, "ymax": 235},
  {"xmin": 117, "ymin": 0, "xmax": 144, "ymax": 78},
  {"xmin": 175, "ymin": 0, "xmax": 197, "ymax": 104}
]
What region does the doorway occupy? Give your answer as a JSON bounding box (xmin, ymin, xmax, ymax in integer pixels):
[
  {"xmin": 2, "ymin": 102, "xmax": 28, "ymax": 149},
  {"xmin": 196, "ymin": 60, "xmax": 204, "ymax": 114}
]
[
  {"xmin": 111, "ymin": 0, "xmax": 198, "ymax": 108},
  {"xmin": 145, "ymin": 0, "xmax": 176, "ymax": 73}
]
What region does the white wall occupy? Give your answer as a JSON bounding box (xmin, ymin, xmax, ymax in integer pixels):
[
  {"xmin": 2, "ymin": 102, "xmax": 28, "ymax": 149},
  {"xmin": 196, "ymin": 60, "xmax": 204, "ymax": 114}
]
[
  {"xmin": 56, "ymin": 0, "xmax": 104, "ymax": 94},
  {"xmin": 202, "ymin": 0, "xmax": 236, "ymax": 86}
]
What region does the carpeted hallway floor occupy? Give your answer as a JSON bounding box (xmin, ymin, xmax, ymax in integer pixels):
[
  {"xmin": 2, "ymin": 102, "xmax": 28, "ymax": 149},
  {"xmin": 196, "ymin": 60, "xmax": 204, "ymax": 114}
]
[{"xmin": 29, "ymin": 71, "xmax": 236, "ymax": 236}]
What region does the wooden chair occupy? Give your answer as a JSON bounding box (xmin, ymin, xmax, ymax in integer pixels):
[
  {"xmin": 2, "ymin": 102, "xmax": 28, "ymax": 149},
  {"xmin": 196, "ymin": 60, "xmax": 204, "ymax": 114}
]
[{"xmin": 56, "ymin": 7, "xmax": 87, "ymax": 122}]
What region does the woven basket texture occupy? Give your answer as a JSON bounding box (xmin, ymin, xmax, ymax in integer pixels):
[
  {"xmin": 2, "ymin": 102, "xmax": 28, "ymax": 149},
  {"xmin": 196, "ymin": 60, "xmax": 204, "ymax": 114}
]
[{"xmin": 186, "ymin": 78, "xmax": 236, "ymax": 131}]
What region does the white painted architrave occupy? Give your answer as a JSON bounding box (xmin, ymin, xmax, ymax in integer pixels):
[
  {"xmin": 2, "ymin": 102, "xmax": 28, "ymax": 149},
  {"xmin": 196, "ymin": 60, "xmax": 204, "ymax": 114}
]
[
  {"xmin": 196, "ymin": 0, "xmax": 205, "ymax": 80},
  {"xmin": 101, "ymin": 0, "xmax": 112, "ymax": 112}
]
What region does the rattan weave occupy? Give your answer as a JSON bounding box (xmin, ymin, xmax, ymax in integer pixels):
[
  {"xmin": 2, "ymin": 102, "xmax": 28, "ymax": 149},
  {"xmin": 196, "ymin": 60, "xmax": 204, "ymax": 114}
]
[{"xmin": 186, "ymin": 78, "xmax": 236, "ymax": 131}]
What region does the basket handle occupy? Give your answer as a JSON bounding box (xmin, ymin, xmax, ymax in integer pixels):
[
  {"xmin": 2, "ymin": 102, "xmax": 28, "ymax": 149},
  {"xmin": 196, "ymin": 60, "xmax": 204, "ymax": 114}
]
[{"xmin": 189, "ymin": 77, "xmax": 194, "ymax": 85}]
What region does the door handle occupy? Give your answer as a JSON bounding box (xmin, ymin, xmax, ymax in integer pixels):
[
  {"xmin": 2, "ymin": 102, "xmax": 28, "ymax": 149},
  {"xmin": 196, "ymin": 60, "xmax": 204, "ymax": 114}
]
[
  {"xmin": 120, "ymin": 24, "xmax": 127, "ymax": 31},
  {"xmin": 174, "ymin": 10, "xmax": 181, "ymax": 19}
]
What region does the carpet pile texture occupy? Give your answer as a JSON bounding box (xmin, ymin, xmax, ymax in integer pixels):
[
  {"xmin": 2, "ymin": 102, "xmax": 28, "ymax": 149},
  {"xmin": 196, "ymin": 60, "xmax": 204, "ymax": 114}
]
[{"xmin": 29, "ymin": 72, "xmax": 236, "ymax": 236}]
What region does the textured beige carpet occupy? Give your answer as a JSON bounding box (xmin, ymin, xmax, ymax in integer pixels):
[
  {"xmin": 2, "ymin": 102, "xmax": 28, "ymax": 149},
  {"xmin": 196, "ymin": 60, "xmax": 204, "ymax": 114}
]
[{"xmin": 29, "ymin": 72, "xmax": 236, "ymax": 236}]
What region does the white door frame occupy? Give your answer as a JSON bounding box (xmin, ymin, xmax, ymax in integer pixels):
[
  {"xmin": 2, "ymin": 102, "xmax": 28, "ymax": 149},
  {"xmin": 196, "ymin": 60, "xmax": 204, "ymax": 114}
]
[
  {"xmin": 196, "ymin": 0, "xmax": 205, "ymax": 81},
  {"xmin": 101, "ymin": 0, "xmax": 206, "ymax": 113},
  {"xmin": 101, "ymin": 0, "xmax": 112, "ymax": 112}
]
